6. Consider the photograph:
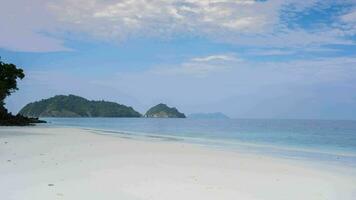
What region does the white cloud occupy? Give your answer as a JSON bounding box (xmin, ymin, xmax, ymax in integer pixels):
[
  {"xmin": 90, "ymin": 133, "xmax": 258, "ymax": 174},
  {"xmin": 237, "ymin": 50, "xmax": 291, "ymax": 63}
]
[
  {"xmin": 339, "ymin": 8, "xmax": 356, "ymax": 35},
  {"xmin": 1, "ymin": 0, "xmax": 355, "ymax": 51},
  {"xmin": 48, "ymin": 0, "xmax": 275, "ymax": 40},
  {"xmin": 152, "ymin": 54, "xmax": 241, "ymax": 76},
  {"xmin": 191, "ymin": 54, "xmax": 239, "ymax": 62},
  {"xmin": 45, "ymin": 0, "xmax": 355, "ymax": 48},
  {"xmin": 151, "ymin": 52, "xmax": 356, "ymax": 81},
  {"xmin": 341, "ymin": 8, "xmax": 356, "ymax": 23}
]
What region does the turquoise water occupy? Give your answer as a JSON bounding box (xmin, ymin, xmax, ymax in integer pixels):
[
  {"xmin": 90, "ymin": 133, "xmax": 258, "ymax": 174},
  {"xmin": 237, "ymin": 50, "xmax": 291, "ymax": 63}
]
[{"xmin": 43, "ymin": 118, "xmax": 356, "ymax": 166}]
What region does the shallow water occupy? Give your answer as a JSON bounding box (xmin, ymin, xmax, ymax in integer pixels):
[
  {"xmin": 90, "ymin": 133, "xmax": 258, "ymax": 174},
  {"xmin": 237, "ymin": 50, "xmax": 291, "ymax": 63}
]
[{"xmin": 42, "ymin": 118, "xmax": 356, "ymax": 166}]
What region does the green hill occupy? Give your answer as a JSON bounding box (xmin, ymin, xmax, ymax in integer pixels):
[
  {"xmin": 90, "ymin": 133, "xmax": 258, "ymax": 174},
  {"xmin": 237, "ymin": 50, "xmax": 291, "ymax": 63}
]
[
  {"xmin": 19, "ymin": 95, "xmax": 141, "ymax": 118},
  {"xmin": 145, "ymin": 103, "xmax": 185, "ymax": 118}
]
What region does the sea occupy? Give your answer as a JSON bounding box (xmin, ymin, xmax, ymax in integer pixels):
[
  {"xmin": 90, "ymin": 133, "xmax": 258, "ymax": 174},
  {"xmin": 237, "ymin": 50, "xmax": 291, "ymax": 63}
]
[{"xmin": 42, "ymin": 118, "xmax": 356, "ymax": 167}]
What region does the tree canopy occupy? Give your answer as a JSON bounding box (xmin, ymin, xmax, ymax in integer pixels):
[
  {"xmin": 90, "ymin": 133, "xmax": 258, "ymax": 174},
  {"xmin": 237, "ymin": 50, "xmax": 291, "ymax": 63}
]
[
  {"xmin": 19, "ymin": 95, "xmax": 142, "ymax": 118},
  {"xmin": 0, "ymin": 58, "xmax": 45, "ymax": 125},
  {"xmin": 0, "ymin": 59, "xmax": 25, "ymax": 114},
  {"xmin": 145, "ymin": 103, "xmax": 186, "ymax": 118},
  {"xmin": 0, "ymin": 60, "xmax": 25, "ymax": 116}
]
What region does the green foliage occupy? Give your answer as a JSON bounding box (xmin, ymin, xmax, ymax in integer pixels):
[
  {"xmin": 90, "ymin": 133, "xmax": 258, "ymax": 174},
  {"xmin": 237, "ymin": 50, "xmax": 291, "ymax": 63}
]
[
  {"xmin": 0, "ymin": 58, "xmax": 45, "ymax": 126},
  {"xmin": 0, "ymin": 114, "xmax": 46, "ymax": 126},
  {"xmin": 145, "ymin": 103, "xmax": 186, "ymax": 118},
  {"xmin": 19, "ymin": 95, "xmax": 142, "ymax": 118},
  {"xmin": 0, "ymin": 59, "xmax": 25, "ymax": 117}
]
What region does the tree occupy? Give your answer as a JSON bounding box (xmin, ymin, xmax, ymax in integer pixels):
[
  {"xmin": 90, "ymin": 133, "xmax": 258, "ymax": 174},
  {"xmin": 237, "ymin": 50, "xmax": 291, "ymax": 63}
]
[
  {"xmin": 0, "ymin": 59, "xmax": 25, "ymax": 116},
  {"xmin": 0, "ymin": 58, "xmax": 44, "ymax": 125}
]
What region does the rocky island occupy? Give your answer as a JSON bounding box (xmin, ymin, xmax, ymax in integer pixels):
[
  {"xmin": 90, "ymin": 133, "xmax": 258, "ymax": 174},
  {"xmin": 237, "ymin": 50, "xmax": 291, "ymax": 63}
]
[{"xmin": 144, "ymin": 103, "xmax": 186, "ymax": 118}]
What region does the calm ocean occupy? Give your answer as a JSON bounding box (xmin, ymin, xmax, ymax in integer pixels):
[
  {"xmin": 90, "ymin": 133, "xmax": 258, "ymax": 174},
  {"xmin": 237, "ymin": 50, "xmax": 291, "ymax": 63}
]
[{"xmin": 43, "ymin": 118, "xmax": 356, "ymax": 166}]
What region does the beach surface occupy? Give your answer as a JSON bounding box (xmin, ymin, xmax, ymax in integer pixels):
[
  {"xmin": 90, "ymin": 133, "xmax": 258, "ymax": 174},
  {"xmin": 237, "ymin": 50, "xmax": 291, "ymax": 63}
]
[{"xmin": 0, "ymin": 126, "xmax": 355, "ymax": 200}]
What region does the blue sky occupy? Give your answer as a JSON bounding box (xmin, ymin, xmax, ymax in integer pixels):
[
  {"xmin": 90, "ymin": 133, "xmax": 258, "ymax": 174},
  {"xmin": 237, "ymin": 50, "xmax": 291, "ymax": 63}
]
[{"xmin": 1, "ymin": 0, "xmax": 356, "ymax": 119}]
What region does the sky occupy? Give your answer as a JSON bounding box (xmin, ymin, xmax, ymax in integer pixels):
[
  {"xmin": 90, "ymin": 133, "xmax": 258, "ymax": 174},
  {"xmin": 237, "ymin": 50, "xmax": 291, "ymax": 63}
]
[{"xmin": 1, "ymin": 0, "xmax": 356, "ymax": 120}]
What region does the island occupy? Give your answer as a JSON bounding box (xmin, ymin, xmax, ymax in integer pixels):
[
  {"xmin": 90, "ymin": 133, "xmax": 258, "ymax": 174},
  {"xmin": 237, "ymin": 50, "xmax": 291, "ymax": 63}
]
[
  {"xmin": 188, "ymin": 112, "xmax": 230, "ymax": 119},
  {"xmin": 19, "ymin": 95, "xmax": 142, "ymax": 118},
  {"xmin": 144, "ymin": 103, "xmax": 186, "ymax": 118}
]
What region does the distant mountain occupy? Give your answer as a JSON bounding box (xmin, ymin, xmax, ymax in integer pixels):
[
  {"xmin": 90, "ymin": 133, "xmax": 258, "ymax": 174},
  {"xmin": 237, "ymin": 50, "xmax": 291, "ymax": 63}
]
[
  {"xmin": 188, "ymin": 112, "xmax": 230, "ymax": 119},
  {"xmin": 145, "ymin": 103, "xmax": 186, "ymax": 118},
  {"xmin": 19, "ymin": 95, "xmax": 142, "ymax": 118}
]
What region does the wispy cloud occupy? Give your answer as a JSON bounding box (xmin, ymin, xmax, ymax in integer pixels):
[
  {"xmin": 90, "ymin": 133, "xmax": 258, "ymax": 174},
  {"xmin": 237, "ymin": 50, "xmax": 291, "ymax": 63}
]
[
  {"xmin": 191, "ymin": 54, "xmax": 239, "ymax": 62},
  {"xmin": 152, "ymin": 54, "xmax": 241, "ymax": 77},
  {"xmin": 1, "ymin": 0, "xmax": 355, "ymax": 51},
  {"xmin": 341, "ymin": 8, "xmax": 356, "ymax": 23},
  {"xmin": 151, "ymin": 51, "xmax": 356, "ymax": 81},
  {"xmin": 245, "ymin": 46, "xmax": 341, "ymax": 56},
  {"xmin": 246, "ymin": 49, "xmax": 295, "ymax": 56},
  {"xmin": 48, "ymin": 0, "xmax": 275, "ymax": 39},
  {"xmin": 339, "ymin": 8, "xmax": 356, "ymax": 35},
  {"xmin": 47, "ymin": 0, "xmax": 355, "ymax": 48}
]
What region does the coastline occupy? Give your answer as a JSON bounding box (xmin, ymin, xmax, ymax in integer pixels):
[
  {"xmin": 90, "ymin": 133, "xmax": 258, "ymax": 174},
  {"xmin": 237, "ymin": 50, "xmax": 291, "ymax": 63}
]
[
  {"xmin": 1, "ymin": 126, "xmax": 355, "ymax": 200},
  {"xmin": 41, "ymin": 117, "xmax": 356, "ymax": 167},
  {"xmin": 43, "ymin": 120, "xmax": 356, "ymax": 168}
]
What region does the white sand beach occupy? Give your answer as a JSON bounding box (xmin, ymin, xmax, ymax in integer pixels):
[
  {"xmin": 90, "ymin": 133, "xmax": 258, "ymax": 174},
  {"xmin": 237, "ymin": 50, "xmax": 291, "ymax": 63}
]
[{"xmin": 0, "ymin": 126, "xmax": 355, "ymax": 200}]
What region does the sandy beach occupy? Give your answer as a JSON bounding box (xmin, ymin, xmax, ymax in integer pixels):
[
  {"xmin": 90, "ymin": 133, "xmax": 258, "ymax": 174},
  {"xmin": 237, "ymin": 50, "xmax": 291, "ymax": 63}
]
[{"xmin": 0, "ymin": 126, "xmax": 355, "ymax": 200}]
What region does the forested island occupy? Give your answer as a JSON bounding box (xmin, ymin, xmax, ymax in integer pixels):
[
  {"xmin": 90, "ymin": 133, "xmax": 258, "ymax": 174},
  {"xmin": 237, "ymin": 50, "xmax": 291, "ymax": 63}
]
[
  {"xmin": 19, "ymin": 95, "xmax": 142, "ymax": 118},
  {"xmin": 1, "ymin": 57, "xmax": 187, "ymax": 125},
  {"xmin": 20, "ymin": 97, "xmax": 187, "ymax": 119},
  {"xmin": 145, "ymin": 103, "xmax": 186, "ymax": 118}
]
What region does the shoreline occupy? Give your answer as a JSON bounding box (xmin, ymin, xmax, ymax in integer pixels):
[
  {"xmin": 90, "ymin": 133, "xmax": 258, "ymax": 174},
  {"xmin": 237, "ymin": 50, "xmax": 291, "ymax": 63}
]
[
  {"xmin": 1, "ymin": 126, "xmax": 356, "ymax": 200},
  {"xmin": 41, "ymin": 123, "xmax": 356, "ymax": 168},
  {"xmin": 88, "ymin": 127, "xmax": 356, "ymax": 176}
]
